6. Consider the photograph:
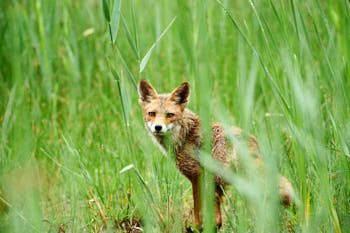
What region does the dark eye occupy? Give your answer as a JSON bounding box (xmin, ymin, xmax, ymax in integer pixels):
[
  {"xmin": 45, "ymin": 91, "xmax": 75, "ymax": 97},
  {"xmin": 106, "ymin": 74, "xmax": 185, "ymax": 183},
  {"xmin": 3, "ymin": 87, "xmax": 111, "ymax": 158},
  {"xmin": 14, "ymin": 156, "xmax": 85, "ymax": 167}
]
[
  {"xmin": 166, "ymin": 113, "xmax": 175, "ymax": 118},
  {"xmin": 148, "ymin": 112, "xmax": 156, "ymax": 117}
]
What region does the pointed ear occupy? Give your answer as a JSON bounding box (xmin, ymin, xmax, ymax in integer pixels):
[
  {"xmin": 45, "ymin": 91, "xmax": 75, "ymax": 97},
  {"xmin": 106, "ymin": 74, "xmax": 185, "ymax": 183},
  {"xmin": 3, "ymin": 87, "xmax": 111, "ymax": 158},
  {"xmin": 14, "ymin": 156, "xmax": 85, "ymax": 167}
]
[
  {"xmin": 138, "ymin": 79, "xmax": 158, "ymax": 104},
  {"xmin": 169, "ymin": 82, "xmax": 190, "ymax": 108}
]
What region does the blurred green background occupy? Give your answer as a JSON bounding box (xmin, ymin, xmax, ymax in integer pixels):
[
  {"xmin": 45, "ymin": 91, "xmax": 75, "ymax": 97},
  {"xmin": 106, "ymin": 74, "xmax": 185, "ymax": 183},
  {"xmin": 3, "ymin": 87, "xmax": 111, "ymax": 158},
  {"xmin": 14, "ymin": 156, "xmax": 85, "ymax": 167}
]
[{"xmin": 0, "ymin": 0, "xmax": 349, "ymax": 232}]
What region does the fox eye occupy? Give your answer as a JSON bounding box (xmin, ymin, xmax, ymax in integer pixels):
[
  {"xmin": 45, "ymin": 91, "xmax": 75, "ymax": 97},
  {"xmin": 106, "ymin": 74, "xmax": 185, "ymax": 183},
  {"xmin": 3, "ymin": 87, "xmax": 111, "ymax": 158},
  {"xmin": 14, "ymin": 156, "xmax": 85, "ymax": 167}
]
[
  {"xmin": 166, "ymin": 113, "xmax": 175, "ymax": 118},
  {"xmin": 148, "ymin": 112, "xmax": 156, "ymax": 117}
]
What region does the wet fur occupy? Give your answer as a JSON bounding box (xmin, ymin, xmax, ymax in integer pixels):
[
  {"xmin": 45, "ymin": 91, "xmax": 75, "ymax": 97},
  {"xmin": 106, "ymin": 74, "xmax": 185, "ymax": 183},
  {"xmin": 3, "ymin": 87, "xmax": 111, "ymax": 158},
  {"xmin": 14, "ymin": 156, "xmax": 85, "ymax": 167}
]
[{"xmin": 138, "ymin": 79, "xmax": 294, "ymax": 228}]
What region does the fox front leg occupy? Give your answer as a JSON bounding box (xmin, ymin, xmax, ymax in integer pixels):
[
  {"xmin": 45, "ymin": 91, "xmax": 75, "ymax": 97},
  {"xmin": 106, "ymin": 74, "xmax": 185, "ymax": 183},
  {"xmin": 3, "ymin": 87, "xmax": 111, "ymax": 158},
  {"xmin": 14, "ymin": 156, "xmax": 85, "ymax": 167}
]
[{"xmin": 191, "ymin": 176, "xmax": 202, "ymax": 229}]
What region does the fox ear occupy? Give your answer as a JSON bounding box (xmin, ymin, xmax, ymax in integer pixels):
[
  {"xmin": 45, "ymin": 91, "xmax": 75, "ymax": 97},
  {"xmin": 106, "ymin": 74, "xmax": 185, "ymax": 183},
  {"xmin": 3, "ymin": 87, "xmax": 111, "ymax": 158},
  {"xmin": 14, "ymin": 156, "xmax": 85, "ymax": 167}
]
[
  {"xmin": 138, "ymin": 79, "xmax": 158, "ymax": 104},
  {"xmin": 169, "ymin": 82, "xmax": 190, "ymax": 108}
]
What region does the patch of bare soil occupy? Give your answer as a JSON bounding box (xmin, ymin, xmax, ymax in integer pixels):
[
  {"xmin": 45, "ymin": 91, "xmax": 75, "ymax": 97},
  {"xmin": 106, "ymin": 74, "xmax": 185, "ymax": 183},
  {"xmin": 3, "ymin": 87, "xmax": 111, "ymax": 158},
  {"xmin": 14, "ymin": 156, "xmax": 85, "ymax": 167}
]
[{"xmin": 114, "ymin": 217, "xmax": 143, "ymax": 233}]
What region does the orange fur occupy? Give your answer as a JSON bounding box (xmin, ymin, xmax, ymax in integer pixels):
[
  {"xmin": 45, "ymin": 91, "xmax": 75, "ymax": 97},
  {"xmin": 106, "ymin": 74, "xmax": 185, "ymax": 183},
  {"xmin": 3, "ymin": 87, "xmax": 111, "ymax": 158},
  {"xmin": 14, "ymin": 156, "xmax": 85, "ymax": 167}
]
[{"xmin": 138, "ymin": 79, "xmax": 295, "ymax": 228}]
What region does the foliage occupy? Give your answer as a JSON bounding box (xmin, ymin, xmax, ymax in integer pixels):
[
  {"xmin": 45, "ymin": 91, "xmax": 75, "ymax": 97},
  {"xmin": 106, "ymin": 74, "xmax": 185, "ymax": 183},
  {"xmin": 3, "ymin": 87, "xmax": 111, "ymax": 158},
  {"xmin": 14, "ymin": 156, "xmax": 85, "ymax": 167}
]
[{"xmin": 0, "ymin": 0, "xmax": 349, "ymax": 232}]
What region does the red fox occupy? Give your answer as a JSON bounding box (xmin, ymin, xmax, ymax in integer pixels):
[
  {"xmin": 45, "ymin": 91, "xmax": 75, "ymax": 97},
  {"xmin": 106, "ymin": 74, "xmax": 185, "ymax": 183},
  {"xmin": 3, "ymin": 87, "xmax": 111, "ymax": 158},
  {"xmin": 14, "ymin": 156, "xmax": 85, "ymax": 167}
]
[{"xmin": 137, "ymin": 79, "xmax": 295, "ymax": 229}]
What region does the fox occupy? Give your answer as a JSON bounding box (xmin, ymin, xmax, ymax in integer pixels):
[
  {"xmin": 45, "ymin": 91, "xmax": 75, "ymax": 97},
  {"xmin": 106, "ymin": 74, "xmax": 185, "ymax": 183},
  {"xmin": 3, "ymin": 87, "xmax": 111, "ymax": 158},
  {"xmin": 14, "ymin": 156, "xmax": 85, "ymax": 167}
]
[{"xmin": 137, "ymin": 79, "xmax": 295, "ymax": 229}]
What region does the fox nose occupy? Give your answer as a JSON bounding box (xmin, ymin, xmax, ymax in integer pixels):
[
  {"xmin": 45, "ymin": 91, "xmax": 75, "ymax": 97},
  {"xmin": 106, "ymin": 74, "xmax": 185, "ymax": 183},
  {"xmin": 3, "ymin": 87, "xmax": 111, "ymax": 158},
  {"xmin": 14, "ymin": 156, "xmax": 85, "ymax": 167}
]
[{"xmin": 155, "ymin": 125, "xmax": 162, "ymax": 132}]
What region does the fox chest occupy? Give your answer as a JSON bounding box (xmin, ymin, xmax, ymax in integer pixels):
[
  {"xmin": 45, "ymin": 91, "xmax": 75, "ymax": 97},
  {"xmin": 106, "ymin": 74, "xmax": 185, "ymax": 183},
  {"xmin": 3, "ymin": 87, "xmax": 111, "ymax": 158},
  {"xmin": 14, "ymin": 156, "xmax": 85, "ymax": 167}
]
[{"xmin": 174, "ymin": 146, "xmax": 201, "ymax": 180}]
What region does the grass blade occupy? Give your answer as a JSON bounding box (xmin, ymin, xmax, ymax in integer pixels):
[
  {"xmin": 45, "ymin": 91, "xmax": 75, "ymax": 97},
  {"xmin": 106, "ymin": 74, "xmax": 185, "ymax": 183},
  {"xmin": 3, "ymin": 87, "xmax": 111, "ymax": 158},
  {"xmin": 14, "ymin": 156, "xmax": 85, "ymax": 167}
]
[
  {"xmin": 110, "ymin": 0, "xmax": 121, "ymax": 43},
  {"xmin": 120, "ymin": 164, "xmax": 134, "ymax": 174},
  {"xmin": 121, "ymin": 14, "xmax": 139, "ymax": 59},
  {"xmin": 1, "ymin": 85, "xmax": 16, "ymax": 147},
  {"xmin": 116, "ymin": 47, "xmax": 137, "ymax": 89},
  {"xmin": 101, "ymin": 0, "xmax": 110, "ymax": 22},
  {"xmin": 111, "ymin": 69, "xmax": 129, "ymax": 126},
  {"xmin": 131, "ymin": 0, "xmax": 139, "ymax": 56},
  {"xmin": 139, "ymin": 16, "xmax": 176, "ymax": 73}
]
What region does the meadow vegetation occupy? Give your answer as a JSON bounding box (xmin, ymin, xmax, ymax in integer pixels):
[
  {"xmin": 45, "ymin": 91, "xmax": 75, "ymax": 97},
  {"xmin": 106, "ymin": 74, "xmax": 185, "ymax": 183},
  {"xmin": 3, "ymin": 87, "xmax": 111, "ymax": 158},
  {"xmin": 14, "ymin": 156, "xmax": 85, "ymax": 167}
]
[{"xmin": 0, "ymin": 0, "xmax": 349, "ymax": 232}]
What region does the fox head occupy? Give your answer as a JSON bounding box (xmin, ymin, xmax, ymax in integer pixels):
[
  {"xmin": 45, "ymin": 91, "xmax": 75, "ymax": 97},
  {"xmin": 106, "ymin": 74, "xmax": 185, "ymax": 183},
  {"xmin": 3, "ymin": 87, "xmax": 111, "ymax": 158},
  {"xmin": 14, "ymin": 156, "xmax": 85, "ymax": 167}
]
[{"xmin": 138, "ymin": 79, "xmax": 190, "ymax": 135}]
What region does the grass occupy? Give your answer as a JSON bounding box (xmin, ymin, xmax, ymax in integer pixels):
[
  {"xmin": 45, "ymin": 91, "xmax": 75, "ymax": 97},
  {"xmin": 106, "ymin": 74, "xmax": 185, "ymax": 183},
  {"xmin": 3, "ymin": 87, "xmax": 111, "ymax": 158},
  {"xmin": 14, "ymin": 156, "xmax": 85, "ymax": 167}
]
[{"xmin": 0, "ymin": 0, "xmax": 350, "ymax": 232}]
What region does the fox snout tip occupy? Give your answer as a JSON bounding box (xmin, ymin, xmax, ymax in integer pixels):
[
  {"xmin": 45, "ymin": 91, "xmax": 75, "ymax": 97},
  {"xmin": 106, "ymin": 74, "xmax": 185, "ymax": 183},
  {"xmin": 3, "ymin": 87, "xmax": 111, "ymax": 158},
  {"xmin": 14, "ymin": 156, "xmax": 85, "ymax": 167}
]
[
  {"xmin": 155, "ymin": 125, "xmax": 163, "ymax": 132},
  {"xmin": 147, "ymin": 122, "xmax": 168, "ymax": 134}
]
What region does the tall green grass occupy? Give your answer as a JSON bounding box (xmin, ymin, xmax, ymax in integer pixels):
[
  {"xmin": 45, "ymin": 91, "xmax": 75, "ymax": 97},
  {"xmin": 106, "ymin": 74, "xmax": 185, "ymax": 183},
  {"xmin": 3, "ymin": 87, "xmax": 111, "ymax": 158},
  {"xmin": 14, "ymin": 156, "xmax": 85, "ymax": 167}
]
[{"xmin": 0, "ymin": 0, "xmax": 349, "ymax": 232}]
